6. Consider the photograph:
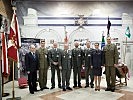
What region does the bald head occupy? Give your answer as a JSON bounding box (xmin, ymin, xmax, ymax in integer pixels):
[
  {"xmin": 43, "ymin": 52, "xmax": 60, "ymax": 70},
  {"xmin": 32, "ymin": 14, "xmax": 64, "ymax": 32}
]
[
  {"xmin": 53, "ymin": 42, "xmax": 58, "ymax": 48},
  {"xmin": 30, "ymin": 44, "xmax": 36, "ymax": 53}
]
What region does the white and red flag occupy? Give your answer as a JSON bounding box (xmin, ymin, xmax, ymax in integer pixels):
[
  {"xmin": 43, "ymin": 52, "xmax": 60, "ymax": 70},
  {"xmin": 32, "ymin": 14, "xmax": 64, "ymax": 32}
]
[
  {"xmin": 1, "ymin": 32, "xmax": 9, "ymax": 76},
  {"xmin": 7, "ymin": 10, "xmax": 21, "ymax": 62}
]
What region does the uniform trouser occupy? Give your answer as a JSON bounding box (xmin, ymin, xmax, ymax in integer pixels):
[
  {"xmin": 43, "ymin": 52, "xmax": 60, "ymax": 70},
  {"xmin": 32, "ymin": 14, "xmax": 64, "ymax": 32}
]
[
  {"xmin": 62, "ymin": 69, "xmax": 71, "ymax": 88},
  {"xmin": 85, "ymin": 67, "xmax": 94, "ymax": 86},
  {"xmin": 28, "ymin": 71, "xmax": 37, "ymax": 93},
  {"xmin": 105, "ymin": 66, "xmax": 116, "ymax": 89},
  {"xmin": 39, "ymin": 68, "xmax": 48, "ymax": 89},
  {"xmin": 51, "ymin": 65, "xmax": 61, "ymax": 87},
  {"xmin": 73, "ymin": 67, "xmax": 81, "ymax": 86}
]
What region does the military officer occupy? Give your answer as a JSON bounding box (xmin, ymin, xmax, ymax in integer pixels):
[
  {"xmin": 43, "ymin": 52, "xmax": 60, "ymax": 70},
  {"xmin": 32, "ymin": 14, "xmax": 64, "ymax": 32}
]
[
  {"xmin": 72, "ymin": 41, "xmax": 84, "ymax": 88},
  {"xmin": 103, "ymin": 37, "xmax": 119, "ymax": 92},
  {"xmin": 36, "ymin": 40, "xmax": 49, "ymax": 91},
  {"xmin": 61, "ymin": 44, "xmax": 72, "ymax": 91},
  {"xmin": 48, "ymin": 42, "xmax": 62, "ymax": 89},
  {"xmin": 84, "ymin": 41, "xmax": 94, "ymax": 88}
]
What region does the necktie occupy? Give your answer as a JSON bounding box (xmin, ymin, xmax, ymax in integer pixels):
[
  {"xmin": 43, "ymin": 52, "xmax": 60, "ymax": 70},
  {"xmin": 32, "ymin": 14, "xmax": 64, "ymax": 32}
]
[{"xmin": 33, "ymin": 53, "xmax": 36, "ymax": 59}]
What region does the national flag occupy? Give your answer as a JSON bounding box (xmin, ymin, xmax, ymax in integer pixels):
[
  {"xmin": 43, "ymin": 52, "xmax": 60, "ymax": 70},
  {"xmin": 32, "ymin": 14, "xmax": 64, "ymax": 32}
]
[
  {"xmin": 107, "ymin": 17, "xmax": 111, "ymax": 37},
  {"xmin": 7, "ymin": 10, "xmax": 21, "ymax": 62},
  {"xmin": 101, "ymin": 33, "xmax": 105, "ymax": 50},
  {"xmin": 125, "ymin": 26, "xmax": 131, "ymax": 38},
  {"xmin": 1, "ymin": 32, "xmax": 9, "ymax": 76},
  {"xmin": 64, "ymin": 31, "xmax": 68, "ymax": 44},
  {"xmin": 64, "ymin": 26, "xmax": 68, "ymax": 44}
]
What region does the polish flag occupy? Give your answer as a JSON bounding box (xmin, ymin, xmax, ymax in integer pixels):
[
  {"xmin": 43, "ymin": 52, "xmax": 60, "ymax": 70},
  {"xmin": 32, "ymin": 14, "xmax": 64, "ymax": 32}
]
[
  {"xmin": 1, "ymin": 32, "xmax": 9, "ymax": 76},
  {"xmin": 7, "ymin": 10, "xmax": 21, "ymax": 62}
]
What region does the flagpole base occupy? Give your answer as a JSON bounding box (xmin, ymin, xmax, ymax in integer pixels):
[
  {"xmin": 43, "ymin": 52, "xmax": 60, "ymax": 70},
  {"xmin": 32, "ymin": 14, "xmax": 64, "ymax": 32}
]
[
  {"xmin": 2, "ymin": 93, "xmax": 10, "ymax": 97},
  {"xmin": 6, "ymin": 97, "xmax": 21, "ymax": 100}
]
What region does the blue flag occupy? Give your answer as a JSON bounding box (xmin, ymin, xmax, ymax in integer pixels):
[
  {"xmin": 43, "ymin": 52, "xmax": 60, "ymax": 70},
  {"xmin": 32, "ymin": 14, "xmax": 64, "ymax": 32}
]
[{"xmin": 125, "ymin": 26, "xmax": 131, "ymax": 38}]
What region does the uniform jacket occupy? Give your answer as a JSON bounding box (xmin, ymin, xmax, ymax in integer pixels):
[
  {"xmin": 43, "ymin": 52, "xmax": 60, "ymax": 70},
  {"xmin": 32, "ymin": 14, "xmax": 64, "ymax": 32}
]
[
  {"xmin": 48, "ymin": 48, "xmax": 62, "ymax": 66},
  {"xmin": 72, "ymin": 48, "xmax": 83, "ymax": 68},
  {"xmin": 61, "ymin": 50, "xmax": 72, "ymax": 70},
  {"xmin": 103, "ymin": 43, "xmax": 119, "ymax": 66},
  {"xmin": 36, "ymin": 47, "xmax": 49, "ymax": 69},
  {"xmin": 25, "ymin": 52, "xmax": 39, "ymax": 72},
  {"xmin": 83, "ymin": 48, "xmax": 93, "ymax": 67},
  {"xmin": 91, "ymin": 49, "xmax": 103, "ymax": 68}
]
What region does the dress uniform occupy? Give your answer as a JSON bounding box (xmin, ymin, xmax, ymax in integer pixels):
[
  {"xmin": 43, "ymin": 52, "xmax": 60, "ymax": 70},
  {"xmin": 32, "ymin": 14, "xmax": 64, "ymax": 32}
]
[
  {"xmin": 103, "ymin": 43, "xmax": 118, "ymax": 92},
  {"xmin": 61, "ymin": 49, "xmax": 72, "ymax": 91},
  {"xmin": 48, "ymin": 47, "xmax": 62, "ymax": 89},
  {"xmin": 37, "ymin": 47, "xmax": 49, "ymax": 90},
  {"xmin": 84, "ymin": 48, "xmax": 94, "ymax": 88},
  {"xmin": 72, "ymin": 47, "xmax": 83, "ymax": 88}
]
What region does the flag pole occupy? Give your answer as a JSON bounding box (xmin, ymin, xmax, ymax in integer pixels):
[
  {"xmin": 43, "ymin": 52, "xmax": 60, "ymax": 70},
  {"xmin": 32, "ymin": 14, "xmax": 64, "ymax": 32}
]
[{"xmin": 124, "ymin": 37, "xmax": 127, "ymax": 64}]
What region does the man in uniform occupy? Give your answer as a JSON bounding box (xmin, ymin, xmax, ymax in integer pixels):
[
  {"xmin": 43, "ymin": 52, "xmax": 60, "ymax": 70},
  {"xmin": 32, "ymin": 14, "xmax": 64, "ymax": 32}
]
[
  {"xmin": 103, "ymin": 37, "xmax": 118, "ymax": 92},
  {"xmin": 61, "ymin": 44, "xmax": 72, "ymax": 91},
  {"xmin": 48, "ymin": 42, "xmax": 62, "ymax": 89},
  {"xmin": 84, "ymin": 41, "xmax": 94, "ymax": 88},
  {"xmin": 72, "ymin": 41, "xmax": 83, "ymax": 88},
  {"xmin": 36, "ymin": 40, "xmax": 49, "ymax": 91}
]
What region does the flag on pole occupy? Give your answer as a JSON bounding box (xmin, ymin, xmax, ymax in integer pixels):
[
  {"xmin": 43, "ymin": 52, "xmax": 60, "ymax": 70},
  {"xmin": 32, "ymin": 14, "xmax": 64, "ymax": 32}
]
[
  {"xmin": 1, "ymin": 32, "xmax": 9, "ymax": 76},
  {"xmin": 107, "ymin": 17, "xmax": 111, "ymax": 37},
  {"xmin": 64, "ymin": 26, "xmax": 68, "ymax": 44},
  {"xmin": 101, "ymin": 32, "xmax": 105, "ymax": 50},
  {"xmin": 125, "ymin": 26, "xmax": 131, "ymax": 38},
  {"xmin": 64, "ymin": 31, "xmax": 68, "ymax": 44},
  {"xmin": 7, "ymin": 10, "xmax": 21, "ymax": 62}
]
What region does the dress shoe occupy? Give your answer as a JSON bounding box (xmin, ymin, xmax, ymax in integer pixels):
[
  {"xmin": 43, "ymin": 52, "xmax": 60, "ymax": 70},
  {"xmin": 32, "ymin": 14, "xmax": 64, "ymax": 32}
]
[
  {"xmin": 50, "ymin": 87, "xmax": 55, "ymax": 89},
  {"xmin": 58, "ymin": 86, "xmax": 62, "ymax": 89},
  {"xmin": 40, "ymin": 88, "xmax": 44, "ymax": 91},
  {"xmin": 111, "ymin": 89, "xmax": 115, "ymax": 92},
  {"xmin": 73, "ymin": 86, "xmax": 77, "ymax": 88},
  {"xmin": 30, "ymin": 92, "xmax": 34, "ymax": 94},
  {"xmin": 44, "ymin": 87, "xmax": 49, "ymax": 89},
  {"xmin": 91, "ymin": 85, "xmax": 94, "ymax": 88},
  {"xmin": 78, "ymin": 85, "xmax": 82, "ymax": 88},
  {"xmin": 63, "ymin": 88, "xmax": 66, "ymax": 91},
  {"xmin": 34, "ymin": 89, "xmax": 39, "ymax": 92},
  {"xmin": 105, "ymin": 88, "xmax": 111, "ymax": 91},
  {"xmin": 66, "ymin": 87, "xmax": 72, "ymax": 90},
  {"xmin": 84, "ymin": 85, "xmax": 89, "ymax": 88}
]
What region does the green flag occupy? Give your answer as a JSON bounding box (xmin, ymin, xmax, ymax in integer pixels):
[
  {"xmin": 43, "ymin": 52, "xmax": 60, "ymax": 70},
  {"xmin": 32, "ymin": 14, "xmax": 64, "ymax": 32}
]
[
  {"xmin": 125, "ymin": 26, "xmax": 131, "ymax": 38},
  {"xmin": 101, "ymin": 33, "xmax": 105, "ymax": 49}
]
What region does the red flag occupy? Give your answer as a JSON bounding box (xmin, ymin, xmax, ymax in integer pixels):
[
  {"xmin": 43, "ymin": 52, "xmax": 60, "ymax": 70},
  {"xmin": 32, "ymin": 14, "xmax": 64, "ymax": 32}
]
[
  {"xmin": 7, "ymin": 11, "xmax": 21, "ymax": 62},
  {"xmin": 1, "ymin": 32, "xmax": 9, "ymax": 76},
  {"xmin": 64, "ymin": 32, "xmax": 68, "ymax": 44}
]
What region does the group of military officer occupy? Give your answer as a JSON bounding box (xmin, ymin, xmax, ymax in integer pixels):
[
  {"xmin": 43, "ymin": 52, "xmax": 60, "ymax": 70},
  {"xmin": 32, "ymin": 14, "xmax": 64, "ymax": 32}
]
[{"xmin": 25, "ymin": 36, "xmax": 118, "ymax": 94}]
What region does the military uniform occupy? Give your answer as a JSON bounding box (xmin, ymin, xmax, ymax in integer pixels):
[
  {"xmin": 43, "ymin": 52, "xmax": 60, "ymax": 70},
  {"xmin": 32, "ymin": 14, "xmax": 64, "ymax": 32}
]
[
  {"xmin": 36, "ymin": 47, "xmax": 49, "ymax": 90},
  {"xmin": 72, "ymin": 48, "xmax": 83, "ymax": 87},
  {"xmin": 61, "ymin": 49, "xmax": 72, "ymax": 89},
  {"xmin": 103, "ymin": 43, "xmax": 118, "ymax": 90},
  {"xmin": 84, "ymin": 48, "xmax": 94, "ymax": 87},
  {"xmin": 48, "ymin": 48, "xmax": 62, "ymax": 88}
]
